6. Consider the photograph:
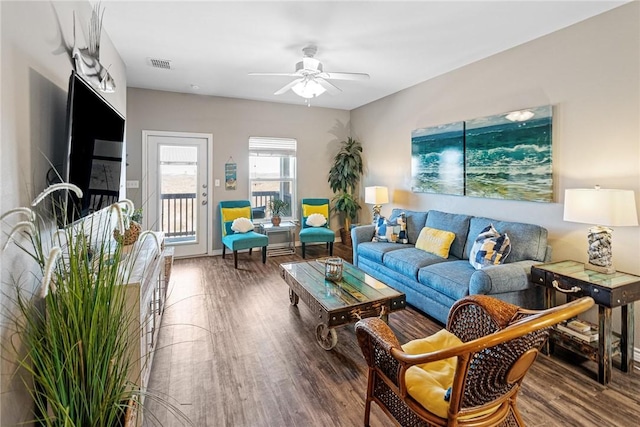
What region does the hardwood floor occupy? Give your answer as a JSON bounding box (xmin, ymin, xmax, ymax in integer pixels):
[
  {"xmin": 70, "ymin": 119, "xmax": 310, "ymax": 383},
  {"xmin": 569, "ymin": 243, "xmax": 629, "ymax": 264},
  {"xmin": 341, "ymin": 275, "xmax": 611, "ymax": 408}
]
[{"xmin": 143, "ymin": 243, "xmax": 640, "ymax": 426}]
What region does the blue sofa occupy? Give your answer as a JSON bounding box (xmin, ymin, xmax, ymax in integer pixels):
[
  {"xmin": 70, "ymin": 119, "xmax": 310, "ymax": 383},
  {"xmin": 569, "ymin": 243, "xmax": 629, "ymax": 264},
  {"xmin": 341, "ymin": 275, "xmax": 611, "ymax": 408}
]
[{"xmin": 351, "ymin": 209, "xmax": 550, "ymax": 324}]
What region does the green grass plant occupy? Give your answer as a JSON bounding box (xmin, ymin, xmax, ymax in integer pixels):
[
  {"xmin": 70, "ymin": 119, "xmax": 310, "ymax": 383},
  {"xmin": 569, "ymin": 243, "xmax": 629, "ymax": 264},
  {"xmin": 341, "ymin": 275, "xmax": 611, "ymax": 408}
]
[{"xmin": 3, "ymin": 185, "xmax": 139, "ymax": 426}]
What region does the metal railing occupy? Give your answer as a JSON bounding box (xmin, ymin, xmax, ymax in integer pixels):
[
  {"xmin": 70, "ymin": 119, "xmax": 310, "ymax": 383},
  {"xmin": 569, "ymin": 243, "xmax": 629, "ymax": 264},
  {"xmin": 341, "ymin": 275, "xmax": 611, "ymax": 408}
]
[
  {"xmin": 251, "ymin": 191, "xmax": 291, "ymax": 217},
  {"xmin": 161, "ymin": 193, "xmax": 196, "ymax": 238},
  {"xmin": 159, "ymin": 191, "xmax": 293, "ymax": 238}
]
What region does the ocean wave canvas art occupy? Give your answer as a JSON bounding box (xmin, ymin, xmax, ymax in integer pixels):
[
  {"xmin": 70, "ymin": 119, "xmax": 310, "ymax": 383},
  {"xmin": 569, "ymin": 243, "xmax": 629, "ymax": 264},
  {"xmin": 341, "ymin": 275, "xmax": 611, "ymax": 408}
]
[
  {"xmin": 465, "ymin": 105, "xmax": 553, "ymax": 202},
  {"xmin": 411, "ymin": 121, "xmax": 464, "ymax": 195}
]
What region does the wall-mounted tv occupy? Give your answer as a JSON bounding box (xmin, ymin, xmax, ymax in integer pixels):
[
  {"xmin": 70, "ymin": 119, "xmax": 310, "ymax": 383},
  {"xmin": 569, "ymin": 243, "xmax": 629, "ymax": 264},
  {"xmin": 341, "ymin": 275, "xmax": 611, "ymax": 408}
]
[{"xmin": 64, "ymin": 71, "xmax": 125, "ymax": 221}]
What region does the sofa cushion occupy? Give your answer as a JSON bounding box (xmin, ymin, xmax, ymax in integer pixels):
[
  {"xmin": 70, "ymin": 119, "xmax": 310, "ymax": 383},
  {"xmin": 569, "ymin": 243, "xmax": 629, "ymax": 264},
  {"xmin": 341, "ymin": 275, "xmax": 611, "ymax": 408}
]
[
  {"xmin": 384, "ymin": 248, "xmax": 450, "ymax": 279},
  {"xmin": 358, "ymin": 241, "xmax": 406, "ymax": 264},
  {"xmin": 415, "ymin": 227, "xmax": 456, "ymax": 258},
  {"xmin": 469, "ymin": 224, "xmax": 512, "ymax": 269},
  {"xmin": 390, "ymin": 209, "xmax": 428, "ymax": 245},
  {"xmin": 465, "ymin": 217, "xmax": 548, "ymax": 262},
  {"xmin": 425, "ymin": 211, "xmax": 471, "ymax": 260},
  {"xmin": 418, "ymin": 261, "xmax": 475, "ymax": 300}
]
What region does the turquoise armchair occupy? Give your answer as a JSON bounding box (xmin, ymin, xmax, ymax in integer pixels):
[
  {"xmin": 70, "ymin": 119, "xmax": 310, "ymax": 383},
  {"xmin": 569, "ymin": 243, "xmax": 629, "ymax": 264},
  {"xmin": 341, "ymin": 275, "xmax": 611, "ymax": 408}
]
[
  {"xmin": 299, "ymin": 198, "xmax": 335, "ymax": 258},
  {"xmin": 219, "ymin": 200, "xmax": 268, "ymax": 268}
]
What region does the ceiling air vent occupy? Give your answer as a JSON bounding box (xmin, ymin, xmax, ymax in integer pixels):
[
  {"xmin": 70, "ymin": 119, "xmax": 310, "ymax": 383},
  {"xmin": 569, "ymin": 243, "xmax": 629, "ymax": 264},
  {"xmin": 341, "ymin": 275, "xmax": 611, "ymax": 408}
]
[{"xmin": 149, "ymin": 58, "xmax": 172, "ymax": 70}]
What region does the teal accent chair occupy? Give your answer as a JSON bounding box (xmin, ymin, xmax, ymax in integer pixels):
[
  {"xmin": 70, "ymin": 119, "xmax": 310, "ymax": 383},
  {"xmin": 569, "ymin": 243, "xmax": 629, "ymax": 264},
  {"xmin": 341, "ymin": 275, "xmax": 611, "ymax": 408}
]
[
  {"xmin": 299, "ymin": 198, "xmax": 335, "ymax": 259},
  {"xmin": 219, "ymin": 200, "xmax": 268, "ymax": 269}
]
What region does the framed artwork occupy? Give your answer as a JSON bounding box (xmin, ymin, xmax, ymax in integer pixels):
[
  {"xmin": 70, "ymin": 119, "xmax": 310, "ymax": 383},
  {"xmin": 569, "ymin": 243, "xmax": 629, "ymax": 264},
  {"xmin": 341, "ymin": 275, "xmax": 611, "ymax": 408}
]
[
  {"xmin": 411, "ymin": 121, "xmax": 464, "ymax": 195},
  {"xmin": 465, "ymin": 105, "xmax": 553, "ymax": 202}
]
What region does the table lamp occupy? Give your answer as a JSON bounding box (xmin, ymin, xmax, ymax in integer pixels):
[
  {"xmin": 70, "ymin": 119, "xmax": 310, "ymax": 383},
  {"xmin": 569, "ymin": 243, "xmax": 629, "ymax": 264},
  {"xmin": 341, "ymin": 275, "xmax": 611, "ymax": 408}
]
[
  {"xmin": 563, "ymin": 186, "xmax": 638, "ymax": 274},
  {"xmin": 365, "ymin": 186, "xmax": 389, "ymax": 224}
]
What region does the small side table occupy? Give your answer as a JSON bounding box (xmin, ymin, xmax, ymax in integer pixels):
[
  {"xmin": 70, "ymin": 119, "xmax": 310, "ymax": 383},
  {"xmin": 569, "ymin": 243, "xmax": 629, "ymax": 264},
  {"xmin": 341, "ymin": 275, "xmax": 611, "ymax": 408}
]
[
  {"xmin": 259, "ymin": 221, "xmax": 297, "ymax": 256},
  {"xmin": 531, "ymin": 260, "xmax": 640, "ymax": 384}
]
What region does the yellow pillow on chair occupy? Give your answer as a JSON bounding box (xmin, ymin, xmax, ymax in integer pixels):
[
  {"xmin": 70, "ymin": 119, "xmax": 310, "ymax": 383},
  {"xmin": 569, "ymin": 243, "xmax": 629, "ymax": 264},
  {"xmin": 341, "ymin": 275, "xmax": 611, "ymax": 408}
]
[
  {"xmin": 402, "ymin": 329, "xmax": 463, "ymax": 418},
  {"xmin": 222, "ymin": 207, "xmax": 252, "ymax": 222},
  {"xmin": 302, "ymin": 204, "xmax": 329, "ymax": 218}
]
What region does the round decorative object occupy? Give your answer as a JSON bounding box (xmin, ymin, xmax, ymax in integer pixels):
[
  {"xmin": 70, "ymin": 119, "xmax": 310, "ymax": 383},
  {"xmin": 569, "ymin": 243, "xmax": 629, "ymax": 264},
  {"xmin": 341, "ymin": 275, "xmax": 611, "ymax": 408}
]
[
  {"xmin": 289, "ymin": 288, "xmax": 299, "ymax": 306},
  {"xmin": 271, "ymin": 216, "xmax": 282, "ymax": 226},
  {"xmin": 324, "ymin": 257, "xmax": 343, "ymax": 282},
  {"xmin": 114, "ymin": 221, "xmax": 142, "ymax": 246},
  {"xmin": 316, "ymin": 324, "xmax": 338, "ymax": 350}
]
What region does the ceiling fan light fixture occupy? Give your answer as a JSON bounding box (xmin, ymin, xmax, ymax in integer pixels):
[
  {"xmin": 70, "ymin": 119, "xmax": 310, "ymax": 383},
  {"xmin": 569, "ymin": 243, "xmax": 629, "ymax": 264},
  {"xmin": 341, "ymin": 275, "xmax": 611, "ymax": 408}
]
[{"xmin": 291, "ymin": 79, "xmax": 326, "ymax": 99}]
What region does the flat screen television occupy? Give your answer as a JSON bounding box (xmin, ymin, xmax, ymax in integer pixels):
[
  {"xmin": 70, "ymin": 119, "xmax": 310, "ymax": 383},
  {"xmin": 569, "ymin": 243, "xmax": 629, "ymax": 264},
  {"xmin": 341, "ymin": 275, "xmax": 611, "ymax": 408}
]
[{"xmin": 64, "ymin": 71, "xmax": 125, "ymax": 221}]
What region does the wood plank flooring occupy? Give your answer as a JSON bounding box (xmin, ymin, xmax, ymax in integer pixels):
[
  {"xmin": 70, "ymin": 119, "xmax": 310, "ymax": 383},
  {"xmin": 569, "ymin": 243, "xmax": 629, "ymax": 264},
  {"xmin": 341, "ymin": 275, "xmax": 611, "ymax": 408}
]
[{"xmin": 143, "ymin": 244, "xmax": 640, "ymax": 426}]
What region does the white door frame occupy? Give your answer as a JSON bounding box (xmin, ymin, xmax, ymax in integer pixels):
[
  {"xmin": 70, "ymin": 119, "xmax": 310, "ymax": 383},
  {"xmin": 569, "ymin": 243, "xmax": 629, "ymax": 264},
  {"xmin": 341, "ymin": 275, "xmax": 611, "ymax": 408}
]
[{"xmin": 142, "ymin": 130, "xmax": 213, "ymax": 257}]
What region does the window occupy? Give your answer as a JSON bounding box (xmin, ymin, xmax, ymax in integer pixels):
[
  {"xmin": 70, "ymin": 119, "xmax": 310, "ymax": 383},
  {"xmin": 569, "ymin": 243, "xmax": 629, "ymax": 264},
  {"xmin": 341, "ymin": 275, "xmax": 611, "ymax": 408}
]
[{"xmin": 249, "ymin": 137, "xmax": 297, "ymax": 220}]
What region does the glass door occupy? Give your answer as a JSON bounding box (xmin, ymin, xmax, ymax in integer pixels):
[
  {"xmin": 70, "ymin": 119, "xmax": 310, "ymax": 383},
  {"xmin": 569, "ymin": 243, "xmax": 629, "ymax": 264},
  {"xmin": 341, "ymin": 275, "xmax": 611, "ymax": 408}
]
[{"xmin": 144, "ymin": 131, "xmax": 210, "ymax": 257}]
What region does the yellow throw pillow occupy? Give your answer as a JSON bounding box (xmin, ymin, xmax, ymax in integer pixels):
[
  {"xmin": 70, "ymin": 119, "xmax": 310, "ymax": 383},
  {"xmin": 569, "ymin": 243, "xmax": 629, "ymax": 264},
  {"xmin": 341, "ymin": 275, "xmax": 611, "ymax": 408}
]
[
  {"xmin": 415, "ymin": 227, "xmax": 456, "ymax": 258},
  {"xmin": 402, "ymin": 329, "xmax": 463, "ymax": 418},
  {"xmin": 302, "ymin": 204, "xmax": 329, "ymax": 218},
  {"xmin": 222, "ymin": 207, "xmax": 252, "ymax": 222}
]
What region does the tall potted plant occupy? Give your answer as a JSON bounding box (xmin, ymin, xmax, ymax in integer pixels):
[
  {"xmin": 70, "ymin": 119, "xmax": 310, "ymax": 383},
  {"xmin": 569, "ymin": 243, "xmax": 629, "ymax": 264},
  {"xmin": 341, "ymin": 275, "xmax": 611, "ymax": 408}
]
[
  {"xmin": 328, "ymin": 137, "xmax": 363, "ymax": 245},
  {"xmin": 1, "ymin": 185, "xmax": 150, "ymax": 426}
]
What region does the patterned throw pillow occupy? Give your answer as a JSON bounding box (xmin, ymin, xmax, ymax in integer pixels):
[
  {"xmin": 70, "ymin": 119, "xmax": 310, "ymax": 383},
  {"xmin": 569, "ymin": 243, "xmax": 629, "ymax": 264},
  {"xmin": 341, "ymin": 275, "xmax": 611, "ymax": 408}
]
[
  {"xmin": 372, "ymin": 216, "xmax": 399, "ymax": 242},
  {"xmin": 231, "ymin": 217, "xmax": 254, "ymax": 233},
  {"xmin": 306, "ymin": 213, "xmax": 327, "ymax": 227},
  {"xmin": 469, "ymin": 224, "xmax": 512, "ymax": 269},
  {"xmin": 415, "ymin": 227, "xmax": 456, "ymax": 258}
]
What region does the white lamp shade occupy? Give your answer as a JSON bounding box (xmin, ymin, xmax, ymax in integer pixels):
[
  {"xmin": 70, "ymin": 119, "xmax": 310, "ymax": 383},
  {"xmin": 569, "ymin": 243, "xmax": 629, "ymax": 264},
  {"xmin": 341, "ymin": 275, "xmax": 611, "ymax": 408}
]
[
  {"xmin": 291, "ymin": 79, "xmax": 326, "ymax": 99},
  {"xmin": 365, "ymin": 186, "xmax": 389, "ymax": 205},
  {"xmin": 564, "ymin": 188, "xmax": 639, "ymax": 227}
]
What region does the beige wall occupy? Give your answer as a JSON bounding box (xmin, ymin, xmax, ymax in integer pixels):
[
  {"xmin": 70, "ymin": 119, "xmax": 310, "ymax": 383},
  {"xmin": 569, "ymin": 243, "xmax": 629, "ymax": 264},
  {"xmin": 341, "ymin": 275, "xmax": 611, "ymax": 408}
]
[
  {"xmin": 351, "ymin": 3, "xmax": 640, "ymax": 339},
  {"xmin": 0, "ymin": 1, "xmax": 126, "ymax": 424},
  {"xmin": 125, "ymin": 88, "xmax": 350, "ymax": 251}
]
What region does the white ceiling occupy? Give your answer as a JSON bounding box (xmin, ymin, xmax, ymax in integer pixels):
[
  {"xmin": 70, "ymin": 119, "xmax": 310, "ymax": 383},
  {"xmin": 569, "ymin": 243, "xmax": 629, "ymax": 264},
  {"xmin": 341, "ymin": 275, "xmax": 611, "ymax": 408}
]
[{"xmin": 101, "ymin": 0, "xmax": 628, "ymax": 110}]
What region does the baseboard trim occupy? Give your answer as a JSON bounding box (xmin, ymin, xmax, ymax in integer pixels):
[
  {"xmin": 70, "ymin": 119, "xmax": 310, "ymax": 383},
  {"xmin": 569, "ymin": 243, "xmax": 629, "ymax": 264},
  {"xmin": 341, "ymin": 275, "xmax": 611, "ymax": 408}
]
[{"xmin": 635, "ymin": 347, "xmax": 640, "ymax": 368}]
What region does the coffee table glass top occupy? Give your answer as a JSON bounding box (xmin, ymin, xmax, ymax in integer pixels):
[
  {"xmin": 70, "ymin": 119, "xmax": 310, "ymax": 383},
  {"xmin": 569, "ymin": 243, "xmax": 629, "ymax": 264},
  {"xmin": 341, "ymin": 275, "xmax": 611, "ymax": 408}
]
[
  {"xmin": 280, "ymin": 260, "xmax": 403, "ymax": 311},
  {"xmin": 536, "ymin": 260, "xmax": 640, "ymax": 288}
]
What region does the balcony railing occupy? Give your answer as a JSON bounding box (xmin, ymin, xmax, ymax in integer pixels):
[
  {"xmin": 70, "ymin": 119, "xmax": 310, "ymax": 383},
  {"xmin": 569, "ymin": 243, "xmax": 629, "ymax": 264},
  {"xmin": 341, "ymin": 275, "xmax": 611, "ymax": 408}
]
[
  {"xmin": 161, "ymin": 193, "xmax": 196, "ymax": 239},
  {"xmin": 159, "ymin": 191, "xmax": 292, "ymax": 238},
  {"xmin": 251, "ymin": 191, "xmax": 291, "ymax": 218}
]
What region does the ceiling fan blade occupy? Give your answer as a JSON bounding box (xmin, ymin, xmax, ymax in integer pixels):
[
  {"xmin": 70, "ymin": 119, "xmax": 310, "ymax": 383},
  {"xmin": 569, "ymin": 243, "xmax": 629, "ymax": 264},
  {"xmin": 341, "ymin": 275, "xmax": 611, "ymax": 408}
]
[
  {"xmin": 316, "ymin": 78, "xmax": 342, "ymax": 95},
  {"xmin": 321, "ymin": 72, "xmax": 370, "ymax": 81},
  {"xmin": 249, "ymin": 72, "xmax": 301, "ymax": 77},
  {"xmin": 274, "ymin": 78, "xmax": 303, "ymax": 95}
]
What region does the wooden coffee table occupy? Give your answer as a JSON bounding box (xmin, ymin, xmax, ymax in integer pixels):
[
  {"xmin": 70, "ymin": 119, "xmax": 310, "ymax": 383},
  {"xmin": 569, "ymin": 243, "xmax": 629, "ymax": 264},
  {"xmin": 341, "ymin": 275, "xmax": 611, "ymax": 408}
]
[{"xmin": 280, "ymin": 259, "xmax": 406, "ymax": 350}]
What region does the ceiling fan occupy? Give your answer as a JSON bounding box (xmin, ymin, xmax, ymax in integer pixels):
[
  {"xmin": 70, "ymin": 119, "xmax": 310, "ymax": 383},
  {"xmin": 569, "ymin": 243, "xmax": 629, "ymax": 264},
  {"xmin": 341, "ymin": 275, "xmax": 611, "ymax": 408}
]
[{"xmin": 249, "ymin": 46, "xmax": 370, "ymax": 102}]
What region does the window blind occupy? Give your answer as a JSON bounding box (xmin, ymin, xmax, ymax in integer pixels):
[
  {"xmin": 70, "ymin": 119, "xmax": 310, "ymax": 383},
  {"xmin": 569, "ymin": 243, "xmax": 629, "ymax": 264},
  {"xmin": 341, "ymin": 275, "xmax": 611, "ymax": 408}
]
[{"xmin": 249, "ymin": 137, "xmax": 297, "ymax": 156}]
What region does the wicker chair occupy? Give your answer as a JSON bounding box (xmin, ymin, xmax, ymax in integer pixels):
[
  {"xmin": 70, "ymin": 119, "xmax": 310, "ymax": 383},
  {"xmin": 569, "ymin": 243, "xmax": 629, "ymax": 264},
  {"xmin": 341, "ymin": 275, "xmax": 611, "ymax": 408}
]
[{"xmin": 355, "ymin": 295, "xmax": 594, "ymax": 427}]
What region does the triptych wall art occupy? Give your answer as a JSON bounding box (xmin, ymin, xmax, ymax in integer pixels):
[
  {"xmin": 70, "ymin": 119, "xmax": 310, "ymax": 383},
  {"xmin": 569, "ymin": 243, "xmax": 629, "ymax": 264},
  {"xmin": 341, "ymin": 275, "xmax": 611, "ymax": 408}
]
[{"xmin": 411, "ymin": 105, "xmax": 553, "ymax": 202}]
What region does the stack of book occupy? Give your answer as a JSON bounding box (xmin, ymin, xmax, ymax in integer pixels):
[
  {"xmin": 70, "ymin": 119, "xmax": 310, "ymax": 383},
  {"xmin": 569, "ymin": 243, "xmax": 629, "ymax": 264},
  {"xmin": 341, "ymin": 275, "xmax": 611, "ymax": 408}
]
[{"xmin": 556, "ymin": 318, "xmax": 599, "ymax": 342}]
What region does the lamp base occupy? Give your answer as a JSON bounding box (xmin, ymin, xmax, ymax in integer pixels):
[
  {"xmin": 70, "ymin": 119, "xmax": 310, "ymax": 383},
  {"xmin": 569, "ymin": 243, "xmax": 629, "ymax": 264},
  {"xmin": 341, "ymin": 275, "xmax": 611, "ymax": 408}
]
[
  {"xmin": 585, "ymin": 226, "xmax": 615, "ymax": 274},
  {"xmin": 372, "ymin": 205, "xmax": 382, "ymax": 225},
  {"xmin": 584, "ymin": 262, "xmax": 616, "ymax": 274}
]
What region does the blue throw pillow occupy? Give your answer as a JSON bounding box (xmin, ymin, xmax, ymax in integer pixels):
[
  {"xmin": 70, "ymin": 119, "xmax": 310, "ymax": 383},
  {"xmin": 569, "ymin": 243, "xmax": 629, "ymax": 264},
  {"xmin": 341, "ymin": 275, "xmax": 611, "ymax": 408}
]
[
  {"xmin": 469, "ymin": 224, "xmax": 511, "ymax": 269},
  {"xmin": 372, "ymin": 216, "xmax": 398, "ymax": 242}
]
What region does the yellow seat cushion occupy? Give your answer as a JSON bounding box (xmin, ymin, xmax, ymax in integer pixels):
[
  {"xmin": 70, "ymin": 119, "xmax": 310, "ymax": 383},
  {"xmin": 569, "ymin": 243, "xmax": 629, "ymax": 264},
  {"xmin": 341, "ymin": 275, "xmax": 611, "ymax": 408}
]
[
  {"xmin": 402, "ymin": 329, "xmax": 462, "ymax": 418},
  {"xmin": 415, "ymin": 227, "xmax": 456, "ymax": 258},
  {"xmin": 302, "ymin": 204, "xmax": 329, "ymax": 218},
  {"xmin": 221, "ymin": 207, "xmax": 252, "ymax": 222},
  {"xmin": 403, "ymin": 330, "xmax": 502, "ymax": 420}
]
